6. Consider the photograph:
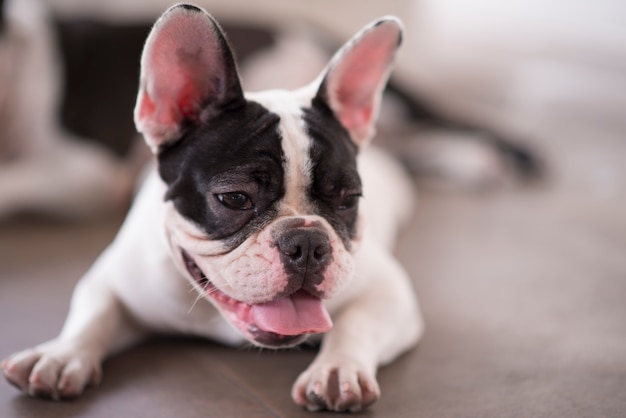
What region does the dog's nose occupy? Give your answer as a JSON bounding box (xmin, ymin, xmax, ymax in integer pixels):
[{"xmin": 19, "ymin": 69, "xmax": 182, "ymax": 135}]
[{"xmin": 277, "ymin": 228, "xmax": 331, "ymax": 274}]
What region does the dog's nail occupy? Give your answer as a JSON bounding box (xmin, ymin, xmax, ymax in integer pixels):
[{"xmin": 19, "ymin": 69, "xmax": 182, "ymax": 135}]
[
  {"xmin": 349, "ymin": 404, "xmax": 363, "ymax": 413},
  {"xmin": 28, "ymin": 372, "xmax": 40, "ymax": 385},
  {"xmin": 27, "ymin": 386, "xmax": 39, "ymax": 397},
  {"xmin": 307, "ymin": 384, "xmax": 327, "ymax": 409},
  {"xmin": 306, "ymin": 404, "xmax": 322, "ymax": 412},
  {"xmin": 57, "ymin": 377, "xmax": 69, "ymax": 393},
  {"xmin": 312, "ymin": 381, "xmax": 323, "ymax": 394},
  {"xmin": 340, "ymin": 382, "xmax": 353, "ymax": 394}
]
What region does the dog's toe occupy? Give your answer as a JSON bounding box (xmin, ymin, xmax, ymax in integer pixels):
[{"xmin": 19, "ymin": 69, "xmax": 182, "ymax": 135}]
[
  {"xmin": 334, "ymin": 369, "xmax": 380, "ymax": 412},
  {"xmin": 28, "ymin": 354, "xmax": 67, "ymax": 399},
  {"xmin": 2, "ymin": 341, "xmax": 101, "ymax": 400},
  {"xmin": 57, "ymin": 357, "xmax": 102, "ymax": 399},
  {"xmin": 292, "ymin": 361, "xmax": 381, "ymax": 412},
  {"xmin": 2, "ymin": 349, "xmax": 41, "ymax": 392}
]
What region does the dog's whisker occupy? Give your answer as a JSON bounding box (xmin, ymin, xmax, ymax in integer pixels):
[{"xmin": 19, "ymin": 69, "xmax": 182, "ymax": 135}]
[
  {"xmin": 205, "ymin": 287, "xmax": 219, "ymax": 296},
  {"xmin": 187, "ymin": 291, "xmax": 205, "ymax": 314},
  {"xmin": 187, "ymin": 274, "xmax": 215, "ymax": 314}
]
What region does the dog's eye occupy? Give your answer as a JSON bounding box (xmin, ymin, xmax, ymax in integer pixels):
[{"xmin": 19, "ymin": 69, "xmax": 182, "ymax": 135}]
[
  {"xmin": 216, "ymin": 192, "xmax": 253, "ymax": 210},
  {"xmin": 338, "ymin": 194, "xmax": 361, "ymax": 211}
]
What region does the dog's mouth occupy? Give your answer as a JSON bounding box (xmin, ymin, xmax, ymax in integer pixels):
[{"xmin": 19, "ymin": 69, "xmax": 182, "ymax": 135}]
[{"xmin": 181, "ymin": 251, "xmax": 333, "ymax": 348}]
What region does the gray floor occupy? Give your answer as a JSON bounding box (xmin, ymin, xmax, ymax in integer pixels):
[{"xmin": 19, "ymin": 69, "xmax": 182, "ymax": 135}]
[{"xmin": 1, "ymin": 168, "xmax": 625, "ymax": 417}]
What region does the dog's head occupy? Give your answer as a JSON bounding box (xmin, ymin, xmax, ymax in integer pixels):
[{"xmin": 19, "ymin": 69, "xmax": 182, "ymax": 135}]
[{"xmin": 134, "ymin": 4, "xmax": 402, "ymax": 348}]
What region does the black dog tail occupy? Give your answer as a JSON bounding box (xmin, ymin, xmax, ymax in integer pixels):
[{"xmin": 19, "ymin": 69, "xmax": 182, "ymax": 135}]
[{"xmin": 385, "ymin": 81, "xmax": 544, "ymax": 184}]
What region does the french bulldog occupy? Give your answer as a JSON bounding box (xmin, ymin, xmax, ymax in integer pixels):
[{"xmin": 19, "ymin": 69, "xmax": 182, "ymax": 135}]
[{"xmin": 1, "ymin": 3, "xmax": 423, "ymax": 412}]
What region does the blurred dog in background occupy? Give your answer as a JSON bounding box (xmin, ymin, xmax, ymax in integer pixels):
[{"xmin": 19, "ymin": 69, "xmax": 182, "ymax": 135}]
[{"xmin": 0, "ymin": 0, "xmax": 143, "ymax": 220}]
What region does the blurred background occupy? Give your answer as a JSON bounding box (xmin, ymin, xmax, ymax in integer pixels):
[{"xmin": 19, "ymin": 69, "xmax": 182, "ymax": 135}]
[
  {"xmin": 48, "ymin": 0, "xmax": 626, "ymax": 196},
  {"xmin": 2, "ymin": 0, "xmax": 624, "ymax": 210}
]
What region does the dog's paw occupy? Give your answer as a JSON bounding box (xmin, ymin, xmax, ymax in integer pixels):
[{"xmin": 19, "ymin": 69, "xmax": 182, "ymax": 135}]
[
  {"xmin": 1, "ymin": 341, "xmax": 102, "ymax": 400},
  {"xmin": 291, "ymin": 359, "xmax": 380, "ymax": 412}
]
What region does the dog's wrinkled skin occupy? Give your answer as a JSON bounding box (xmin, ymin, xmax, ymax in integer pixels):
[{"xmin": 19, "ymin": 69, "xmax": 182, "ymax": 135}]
[{"xmin": 2, "ymin": 4, "xmax": 423, "ymax": 412}]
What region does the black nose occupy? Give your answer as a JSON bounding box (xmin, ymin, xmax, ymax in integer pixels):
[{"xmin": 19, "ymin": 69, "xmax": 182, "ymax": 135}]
[{"xmin": 277, "ymin": 228, "xmax": 331, "ymax": 274}]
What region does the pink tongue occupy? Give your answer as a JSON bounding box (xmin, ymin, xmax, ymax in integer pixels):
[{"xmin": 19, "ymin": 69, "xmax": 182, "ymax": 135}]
[{"xmin": 250, "ymin": 291, "xmax": 333, "ymax": 336}]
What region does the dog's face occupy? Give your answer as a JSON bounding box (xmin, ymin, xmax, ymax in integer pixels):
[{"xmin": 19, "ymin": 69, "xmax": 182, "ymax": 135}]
[
  {"xmin": 158, "ymin": 91, "xmax": 362, "ymax": 348},
  {"xmin": 134, "ymin": 4, "xmax": 402, "ymax": 348}
]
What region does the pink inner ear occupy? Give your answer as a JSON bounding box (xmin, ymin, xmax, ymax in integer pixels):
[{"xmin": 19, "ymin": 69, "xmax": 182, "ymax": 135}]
[
  {"xmin": 138, "ymin": 80, "xmax": 202, "ymax": 129},
  {"xmin": 142, "ymin": 34, "xmax": 218, "ymax": 126},
  {"xmin": 135, "ymin": 7, "xmax": 229, "ymax": 147},
  {"xmin": 138, "ymin": 90, "xmax": 156, "ymax": 121},
  {"xmin": 336, "ymin": 94, "xmax": 373, "ymax": 133},
  {"xmin": 328, "ymin": 23, "xmax": 399, "ymax": 142},
  {"xmin": 177, "ymin": 80, "xmax": 208, "ymax": 120}
]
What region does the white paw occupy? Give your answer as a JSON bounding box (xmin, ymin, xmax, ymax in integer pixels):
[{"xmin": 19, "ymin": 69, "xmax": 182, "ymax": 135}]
[
  {"xmin": 1, "ymin": 340, "xmax": 102, "ymax": 400},
  {"xmin": 292, "ymin": 359, "xmax": 380, "ymax": 412}
]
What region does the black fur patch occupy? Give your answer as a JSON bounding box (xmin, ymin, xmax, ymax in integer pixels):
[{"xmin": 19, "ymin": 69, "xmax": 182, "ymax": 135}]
[
  {"xmin": 303, "ymin": 97, "xmax": 361, "ymax": 248},
  {"xmin": 158, "ymin": 101, "xmax": 285, "ymax": 248},
  {"xmin": 177, "ymin": 4, "xmax": 202, "ymax": 13},
  {"xmin": 158, "ymin": 95, "xmax": 361, "ymax": 254}
]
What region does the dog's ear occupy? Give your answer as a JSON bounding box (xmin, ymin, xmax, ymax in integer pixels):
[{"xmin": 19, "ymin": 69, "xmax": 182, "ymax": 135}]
[
  {"xmin": 134, "ymin": 4, "xmax": 244, "ymax": 153},
  {"xmin": 315, "ymin": 17, "xmax": 403, "ymax": 148}
]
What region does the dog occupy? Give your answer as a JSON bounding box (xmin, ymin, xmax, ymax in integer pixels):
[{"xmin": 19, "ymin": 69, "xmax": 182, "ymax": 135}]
[{"xmin": 1, "ymin": 4, "xmax": 423, "ymax": 412}]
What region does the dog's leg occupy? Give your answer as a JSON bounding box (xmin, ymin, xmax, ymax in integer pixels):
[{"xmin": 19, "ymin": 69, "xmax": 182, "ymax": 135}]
[
  {"xmin": 1, "ymin": 257, "xmax": 146, "ymax": 399},
  {"xmin": 292, "ymin": 241, "xmax": 424, "ymax": 412},
  {"xmin": 2, "ymin": 170, "xmax": 173, "ymax": 399}
]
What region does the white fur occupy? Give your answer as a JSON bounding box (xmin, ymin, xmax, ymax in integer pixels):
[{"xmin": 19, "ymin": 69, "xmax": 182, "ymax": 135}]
[{"xmin": 246, "ymin": 88, "xmax": 316, "ymax": 217}]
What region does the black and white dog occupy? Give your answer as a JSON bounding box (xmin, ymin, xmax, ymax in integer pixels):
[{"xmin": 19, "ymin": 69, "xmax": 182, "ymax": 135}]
[{"xmin": 2, "ymin": 3, "xmax": 422, "ymax": 412}]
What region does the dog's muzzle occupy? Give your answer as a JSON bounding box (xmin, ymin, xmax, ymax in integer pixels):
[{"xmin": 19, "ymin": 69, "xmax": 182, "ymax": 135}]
[
  {"xmin": 181, "ymin": 250, "xmax": 333, "ymax": 348},
  {"xmin": 276, "ymin": 228, "xmax": 333, "ymax": 297}
]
